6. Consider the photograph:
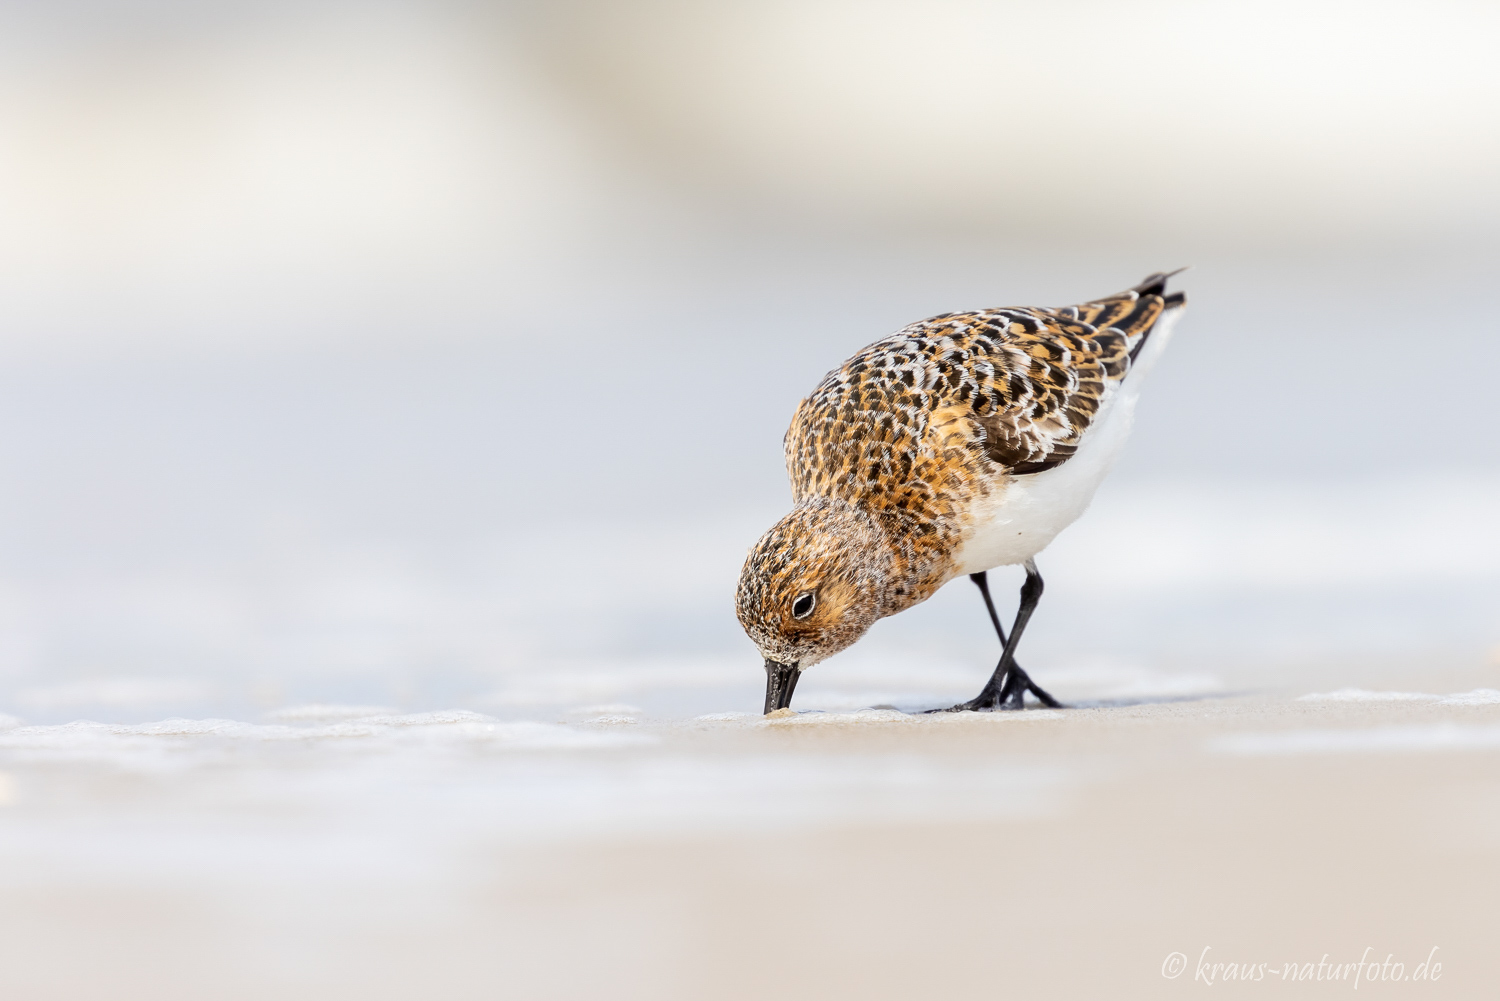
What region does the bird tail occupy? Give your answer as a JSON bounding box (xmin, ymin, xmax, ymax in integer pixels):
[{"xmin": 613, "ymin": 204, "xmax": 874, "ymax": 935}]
[
  {"xmin": 1129, "ymin": 267, "xmax": 1189, "ymax": 310},
  {"xmin": 1124, "ymin": 269, "xmax": 1188, "ymax": 380}
]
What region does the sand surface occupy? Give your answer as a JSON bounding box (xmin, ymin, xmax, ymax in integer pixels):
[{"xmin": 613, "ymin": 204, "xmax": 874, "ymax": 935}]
[{"xmin": 1, "ymin": 654, "xmax": 1497, "ymax": 999}]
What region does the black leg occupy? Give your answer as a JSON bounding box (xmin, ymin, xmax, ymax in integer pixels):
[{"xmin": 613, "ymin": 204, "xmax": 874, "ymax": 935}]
[
  {"xmin": 959, "ymin": 571, "xmax": 1009, "ymax": 708},
  {"xmin": 991, "ymin": 561, "xmax": 1062, "ymax": 709},
  {"xmin": 931, "ymin": 562, "xmax": 1063, "ymax": 712},
  {"xmin": 971, "ymin": 570, "xmax": 1009, "ymax": 647}
]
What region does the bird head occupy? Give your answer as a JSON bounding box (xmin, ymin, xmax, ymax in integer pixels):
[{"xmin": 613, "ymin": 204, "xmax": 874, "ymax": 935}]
[{"xmin": 736, "ymin": 499, "xmax": 889, "ymax": 714}]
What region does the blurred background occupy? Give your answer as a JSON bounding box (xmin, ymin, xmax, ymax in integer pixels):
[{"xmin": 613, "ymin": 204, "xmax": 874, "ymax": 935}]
[
  {"xmin": 1, "ymin": 0, "xmax": 1496, "ymax": 721},
  {"xmin": 1, "ymin": 2, "xmax": 1499, "ymax": 996}
]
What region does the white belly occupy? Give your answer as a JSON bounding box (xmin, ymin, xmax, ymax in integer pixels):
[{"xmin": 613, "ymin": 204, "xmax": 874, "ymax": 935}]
[{"xmin": 951, "ymin": 306, "xmax": 1181, "ymax": 575}]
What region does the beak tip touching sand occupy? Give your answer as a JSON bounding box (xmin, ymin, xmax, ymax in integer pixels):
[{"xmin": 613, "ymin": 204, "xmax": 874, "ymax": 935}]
[{"xmin": 763, "ymin": 660, "xmax": 800, "ymax": 715}]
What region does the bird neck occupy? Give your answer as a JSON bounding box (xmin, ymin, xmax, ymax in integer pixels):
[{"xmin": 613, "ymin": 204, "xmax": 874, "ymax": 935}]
[{"xmin": 866, "ymin": 507, "xmax": 961, "ymax": 619}]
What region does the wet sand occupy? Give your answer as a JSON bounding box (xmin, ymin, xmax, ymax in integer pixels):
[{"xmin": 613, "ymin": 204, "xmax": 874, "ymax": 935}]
[{"xmin": 1, "ymin": 658, "xmax": 1497, "ymax": 999}]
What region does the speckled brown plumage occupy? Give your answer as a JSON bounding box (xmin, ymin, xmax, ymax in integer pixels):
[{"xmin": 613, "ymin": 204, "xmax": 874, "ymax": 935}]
[{"xmin": 737, "ymin": 272, "xmax": 1186, "ymax": 675}]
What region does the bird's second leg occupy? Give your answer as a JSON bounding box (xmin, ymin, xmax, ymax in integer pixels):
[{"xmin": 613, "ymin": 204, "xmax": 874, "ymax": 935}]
[
  {"xmin": 990, "ymin": 562, "xmax": 1062, "ymax": 709},
  {"xmin": 935, "ymin": 571, "xmax": 1008, "ymax": 711},
  {"xmin": 934, "ymin": 562, "xmax": 1062, "ymax": 712}
]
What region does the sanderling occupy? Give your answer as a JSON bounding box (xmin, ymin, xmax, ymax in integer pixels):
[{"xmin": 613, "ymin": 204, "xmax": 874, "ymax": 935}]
[{"xmin": 737, "ymin": 272, "xmax": 1187, "ymax": 714}]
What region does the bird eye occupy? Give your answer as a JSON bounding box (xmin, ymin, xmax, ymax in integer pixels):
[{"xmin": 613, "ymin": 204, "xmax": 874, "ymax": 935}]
[{"xmin": 791, "ymin": 592, "xmax": 816, "ymax": 619}]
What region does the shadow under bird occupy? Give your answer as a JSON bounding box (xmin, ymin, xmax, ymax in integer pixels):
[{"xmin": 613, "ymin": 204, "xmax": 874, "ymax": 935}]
[{"xmin": 737, "ymin": 272, "xmax": 1187, "ymax": 714}]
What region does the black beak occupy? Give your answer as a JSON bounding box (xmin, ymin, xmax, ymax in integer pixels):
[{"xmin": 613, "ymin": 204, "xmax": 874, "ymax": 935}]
[{"xmin": 763, "ymin": 660, "xmax": 800, "ymax": 714}]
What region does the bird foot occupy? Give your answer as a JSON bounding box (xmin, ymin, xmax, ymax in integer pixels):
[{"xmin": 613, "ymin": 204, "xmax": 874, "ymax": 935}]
[
  {"xmin": 925, "ymin": 666, "xmax": 1064, "ymax": 713},
  {"xmin": 997, "ymin": 664, "xmax": 1064, "ymax": 708}
]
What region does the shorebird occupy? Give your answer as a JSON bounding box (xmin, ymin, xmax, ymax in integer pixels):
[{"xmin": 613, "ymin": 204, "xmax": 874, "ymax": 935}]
[{"xmin": 737, "ymin": 272, "xmax": 1186, "ymax": 714}]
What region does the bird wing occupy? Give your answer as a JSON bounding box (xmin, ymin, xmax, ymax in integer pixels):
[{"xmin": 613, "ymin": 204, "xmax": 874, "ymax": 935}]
[
  {"xmin": 966, "ymin": 274, "xmax": 1181, "ymax": 474},
  {"xmin": 784, "ymin": 273, "xmax": 1185, "ymax": 504}
]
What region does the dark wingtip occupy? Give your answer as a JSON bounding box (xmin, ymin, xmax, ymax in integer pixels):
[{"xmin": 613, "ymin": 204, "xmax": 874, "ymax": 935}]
[
  {"xmin": 1131, "ymin": 267, "xmax": 1188, "ymax": 306},
  {"xmin": 1130, "ymin": 267, "xmax": 1189, "ymax": 297}
]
